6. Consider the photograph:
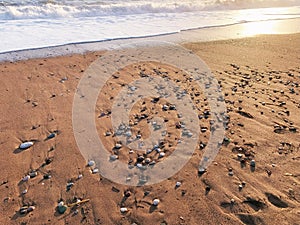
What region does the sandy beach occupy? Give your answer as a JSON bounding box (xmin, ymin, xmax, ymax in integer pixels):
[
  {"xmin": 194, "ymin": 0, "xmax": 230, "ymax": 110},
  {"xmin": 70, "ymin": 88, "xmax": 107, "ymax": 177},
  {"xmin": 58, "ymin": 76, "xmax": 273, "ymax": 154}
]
[{"xmin": 0, "ymin": 33, "xmax": 300, "ymax": 225}]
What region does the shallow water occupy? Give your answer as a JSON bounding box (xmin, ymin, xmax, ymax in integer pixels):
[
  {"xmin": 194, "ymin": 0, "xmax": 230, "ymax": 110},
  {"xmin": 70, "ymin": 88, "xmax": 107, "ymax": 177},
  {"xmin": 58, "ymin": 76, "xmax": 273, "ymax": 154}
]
[{"xmin": 0, "ymin": 0, "xmax": 300, "ymax": 53}]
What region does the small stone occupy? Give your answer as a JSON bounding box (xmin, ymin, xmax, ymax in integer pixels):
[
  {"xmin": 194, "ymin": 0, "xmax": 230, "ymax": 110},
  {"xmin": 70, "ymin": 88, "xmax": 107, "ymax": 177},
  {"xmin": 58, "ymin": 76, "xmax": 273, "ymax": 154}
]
[
  {"xmin": 175, "ymin": 181, "xmax": 181, "ymax": 187},
  {"xmin": 57, "ymin": 201, "xmax": 67, "ymax": 214},
  {"xmin": 92, "ymin": 168, "xmax": 99, "ymax": 174},
  {"xmin": 110, "ymin": 155, "xmax": 119, "ymax": 161},
  {"xmin": 124, "ymin": 190, "xmax": 131, "ymax": 197},
  {"xmin": 19, "ymin": 141, "xmax": 34, "ymax": 150},
  {"xmin": 87, "ymin": 160, "xmax": 95, "ymax": 167},
  {"xmin": 29, "ymin": 171, "xmax": 38, "ymax": 178},
  {"xmin": 22, "ymin": 189, "xmax": 28, "ymax": 194},
  {"xmin": 230, "ymin": 198, "xmax": 235, "ymax": 204},
  {"xmin": 250, "ymin": 159, "xmax": 256, "ymax": 167},
  {"xmin": 162, "ymin": 105, "xmax": 169, "ymax": 111},
  {"xmin": 47, "ymin": 132, "xmax": 56, "ymax": 139},
  {"xmin": 120, "ymin": 207, "xmax": 128, "ymax": 213},
  {"xmin": 238, "ymin": 184, "xmax": 243, "ymax": 190},
  {"xmin": 153, "ymin": 199, "xmax": 160, "ymax": 206},
  {"xmin": 22, "ymin": 175, "xmax": 30, "ymax": 182},
  {"xmin": 115, "ymin": 143, "xmax": 122, "ymax": 149},
  {"xmin": 159, "ymin": 152, "xmax": 165, "ymax": 158},
  {"xmin": 66, "ymin": 182, "xmax": 74, "ymax": 191}
]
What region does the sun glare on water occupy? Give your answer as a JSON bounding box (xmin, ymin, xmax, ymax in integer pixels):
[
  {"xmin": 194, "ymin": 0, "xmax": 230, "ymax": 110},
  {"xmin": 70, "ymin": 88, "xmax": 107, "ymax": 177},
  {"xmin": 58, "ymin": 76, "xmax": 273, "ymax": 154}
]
[{"xmin": 236, "ymin": 7, "xmax": 300, "ymax": 36}]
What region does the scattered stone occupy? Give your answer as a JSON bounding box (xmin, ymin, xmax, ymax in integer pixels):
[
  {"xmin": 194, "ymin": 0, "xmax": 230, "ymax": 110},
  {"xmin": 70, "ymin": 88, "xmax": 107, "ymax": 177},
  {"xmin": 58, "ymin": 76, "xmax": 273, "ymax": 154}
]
[
  {"xmin": 92, "ymin": 168, "xmax": 99, "ymax": 174},
  {"xmin": 22, "ymin": 175, "xmax": 30, "ymax": 182},
  {"xmin": 120, "ymin": 207, "xmax": 128, "ymax": 213},
  {"xmin": 57, "ymin": 201, "xmax": 67, "ymax": 214},
  {"xmin": 66, "ymin": 182, "xmax": 74, "ymax": 191},
  {"xmin": 250, "ymin": 159, "xmax": 256, "ymax": 167},
  {"xmin": 19, "ymin": 206, "xmax": 35, "ymax": 215},
  {"xmin": 175, "ymin": 181, "xmax": 181, "ymax": 188},
  {"xmin": 115, "ymin": 143, "xmax": 122, "ymax": 149},
  {"xmin": 19, "ymin": 141, "xmax": 34, "ymax": 150},
  {"xmin": 110, "ymin": 155, "xmax": 119, "ymax": 161},
  {"xmin": 153, "ymin": 199, "xmax": 160, "ymax": 206},
  {"xmin": 87, "ymin": 160, "xmax": 95, "ymax": 167}
]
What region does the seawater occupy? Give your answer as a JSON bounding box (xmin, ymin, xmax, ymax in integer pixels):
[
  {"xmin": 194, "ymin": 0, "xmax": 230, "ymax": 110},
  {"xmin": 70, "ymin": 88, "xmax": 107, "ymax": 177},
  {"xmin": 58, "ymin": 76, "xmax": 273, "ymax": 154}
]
[{"xmin": 0, "ymin": 0, "xmax": 300, "ymax": 53}]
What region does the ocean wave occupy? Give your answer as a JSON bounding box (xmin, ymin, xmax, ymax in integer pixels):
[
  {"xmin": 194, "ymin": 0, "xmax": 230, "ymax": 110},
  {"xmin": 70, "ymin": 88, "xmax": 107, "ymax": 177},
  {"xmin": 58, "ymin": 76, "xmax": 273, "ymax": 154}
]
[{"xmin": 0, "ymin": 0, "xmax": 299, "ymax": 20}]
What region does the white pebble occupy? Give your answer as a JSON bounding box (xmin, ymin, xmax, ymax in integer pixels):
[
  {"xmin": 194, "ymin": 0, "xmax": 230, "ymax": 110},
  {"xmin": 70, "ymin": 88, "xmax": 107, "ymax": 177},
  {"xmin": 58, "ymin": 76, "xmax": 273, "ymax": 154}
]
[
  {"xmin": 19, "ymin": 141, "xmax": 34, "ymax": 149},
  {"xmin": 176, "ymin": 181, "xmax": 181, "ymax": 187},
  {"xmin": 92, "ymin": 168, "xmax": 99, "ymax": 174},
  {"xmin": 153, "ymin": 199, "xmax": 160, "ymax": 206},
  {"xmin": 120, "ymin": 207, "xmax": 128, "ymax": 213}
]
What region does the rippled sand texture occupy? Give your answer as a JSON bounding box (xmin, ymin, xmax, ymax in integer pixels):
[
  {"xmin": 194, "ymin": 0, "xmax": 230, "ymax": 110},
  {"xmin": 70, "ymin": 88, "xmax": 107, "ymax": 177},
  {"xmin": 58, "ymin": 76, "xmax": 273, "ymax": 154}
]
[{"xmin": 0, "ymin": 34, "xmax": 299, "ymax": 225}]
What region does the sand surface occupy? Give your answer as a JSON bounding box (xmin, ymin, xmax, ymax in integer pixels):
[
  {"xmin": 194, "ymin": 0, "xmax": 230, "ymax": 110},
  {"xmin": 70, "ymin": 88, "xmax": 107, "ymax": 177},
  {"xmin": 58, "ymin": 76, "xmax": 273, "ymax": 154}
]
[{"xmin": 0, "ymin": 34, "xmax": 300, "ymax": 225}]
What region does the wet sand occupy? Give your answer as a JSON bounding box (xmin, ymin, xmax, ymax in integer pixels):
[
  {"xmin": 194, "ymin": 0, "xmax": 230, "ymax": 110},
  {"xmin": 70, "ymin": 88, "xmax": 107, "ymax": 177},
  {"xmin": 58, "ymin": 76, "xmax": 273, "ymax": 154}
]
[{"xmin": 0, "ymin": 33, "xmax": 300, "ymax": 225}]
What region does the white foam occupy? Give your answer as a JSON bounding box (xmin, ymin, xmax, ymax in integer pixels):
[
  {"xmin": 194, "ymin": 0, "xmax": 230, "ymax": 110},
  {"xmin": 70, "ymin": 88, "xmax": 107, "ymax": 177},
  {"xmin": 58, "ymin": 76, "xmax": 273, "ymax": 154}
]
[{"xmin": 0, "ymin": 0, "xmax": 299, "ymax": 53}]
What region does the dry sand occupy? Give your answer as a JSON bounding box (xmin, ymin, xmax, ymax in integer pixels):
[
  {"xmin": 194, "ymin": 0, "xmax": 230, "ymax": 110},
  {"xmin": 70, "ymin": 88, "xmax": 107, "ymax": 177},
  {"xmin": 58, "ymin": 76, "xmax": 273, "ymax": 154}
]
[{"xmin": 0, "ymin": 33, "xmax": 300, "ymax": 225}]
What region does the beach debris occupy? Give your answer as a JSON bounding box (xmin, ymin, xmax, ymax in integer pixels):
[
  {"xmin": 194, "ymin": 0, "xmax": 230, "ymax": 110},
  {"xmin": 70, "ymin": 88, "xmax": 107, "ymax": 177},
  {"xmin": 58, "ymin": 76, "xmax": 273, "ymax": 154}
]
[
  {"xmin": 19, "ymin": 141, "xmax": 34, "ymax": 150},
  {"xmin": 152, "ymin": 199, "xmax": 160, "ymax": 206},
  {"xmin": 19, "ymin": 206, "xmax": 35, "ymax": 215},
  {"xmin": 67, "ymin": 198, "xmax": 90, "ymax": 207},
  {"xmin": 120, "ymin": 207, "xmax": 128, "ymax": 213}
]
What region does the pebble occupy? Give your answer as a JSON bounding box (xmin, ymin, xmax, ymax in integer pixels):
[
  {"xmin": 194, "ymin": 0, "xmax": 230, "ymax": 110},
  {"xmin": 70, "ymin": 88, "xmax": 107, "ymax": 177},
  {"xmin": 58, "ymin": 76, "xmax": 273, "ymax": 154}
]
[
  {"xmin": 66, "ymin": 182, "xmax": 74, "ymax": 191},
  {"xmin": 47, "ymin": 132, "xmax": 56, "ymax": 139},
  {"xmin": 20, "ymin": 206, "xmax": 35, "ymax": 214},
  {"xmin": 115, "ymin": 143, "xmax": 122, "ymax": 149},
  {"xmin": 41, "ymin": 174, "xmax": 51, "ymax": 182},
  {"xmin": 19, "ymin": 141, "xmax": 34, "ymax": 150},
  {"xmin": 78, "ymin": 174, "xmax": 83, "ymax": 179},
  {"xmin": 57, "ymin": 201, "xmax": 67, "ymax": 214},
  {"xmin": 110, "ymin": 155, "xmax": 119, "ymax": 161},
  {"xmin": 175, "ymin": 181, "xmax": 182, "ymax": 187},
  {"xmin": 159, "ymin": 152, "xmax": 165, "ymax": 158},
  {"xmin": 92, "ymin": 168, "xmax": 99, "ymax": 174},
  {"xmin": 250, "ymin": 159, "xmax": 256, "ymax": 167},
  {"xmin": 29, "ymin": 171, "xmax": 38, "ymax": 178},
  {"xmin": 22, "ymin": 189, "xmax": 28, "ymax": 194},
  {"xmin": 22, "ymin": 175, "xmax": 30, "ymax": 182},
  {"xmin": 120, "ymin": 207, "xmax": 128, "ymax": 213},
  {"xmin": 152, "ymin": 199, "xmax": 160, "ymax": 206},
  {"xmin": 87, "ymin": 160, "xmax": 95, "ymax": 167}
]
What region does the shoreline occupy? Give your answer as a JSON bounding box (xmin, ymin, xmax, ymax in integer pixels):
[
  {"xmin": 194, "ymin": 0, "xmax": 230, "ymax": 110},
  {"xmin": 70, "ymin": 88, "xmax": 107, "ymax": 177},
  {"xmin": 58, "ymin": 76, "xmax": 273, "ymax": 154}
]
[{"xmin": 1, "ymin": 17, "xmax": 300, "ymax": 62}]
